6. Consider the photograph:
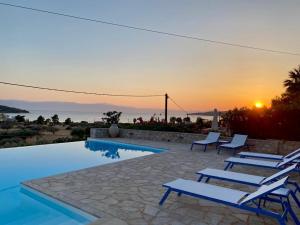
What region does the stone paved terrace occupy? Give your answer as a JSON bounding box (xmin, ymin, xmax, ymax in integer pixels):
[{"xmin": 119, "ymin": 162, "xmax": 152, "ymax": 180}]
[{"xmin": 24, "ymin": 138, "xmax": 300, "ymax": 225}]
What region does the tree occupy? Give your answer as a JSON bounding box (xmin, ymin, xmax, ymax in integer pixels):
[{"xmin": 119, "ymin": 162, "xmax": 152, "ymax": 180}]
[
  {"xmin": 36, "ymin": 115, "xmax": 45, "ymax": 124},
  {"xmin": 102, "ymin": 111, "xmax": 122, "ymax": 124},
  {"xmin": 169, "ymin": 116, "xmax": 176, "ymax": 124},
  {"xmin": 284, "ymin": 65, "xmax": 300, "ymax": 96},
  {"xmin": 196, "ymin": 117, "xmax": 204, "ymax": 127},
  {"xmin": 51, "ymin": 114, "xmax": 59, "ymax": 125},
  {"xmin": 15, "ymin": 115, "xmax": 25, "ymax": 123},
  {"xmin": 183, "ymin": 117, "xmax": 191, "ymax": 123},
  {"xmin": 222, "ymin": 65, "xmax": 300, "ymax": 140},
  {"xmin": 64, "ymin": 118, "xmax": 72, "ymax": 125},
  {"xmin": 45, "ymin": 118, "xmax": 51, "ymax": 125},
  {"xmin": 175, "ymin": 117, "xmax": 182, "ymax": 124}
]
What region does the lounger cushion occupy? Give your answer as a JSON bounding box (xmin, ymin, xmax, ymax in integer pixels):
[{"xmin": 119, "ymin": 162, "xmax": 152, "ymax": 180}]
[
  {"xmin": 220, "ymin": 143, "xmax": 243, "ymax": 149},
  {"xmin": 197, "ymin": 168, "xmax": 265, "ymax": 185},
  {"xmin": 238, "ymin": 152, "xmax": 283, "ymax": 160},
  {"xmin": 193, "ymin": 140, "xmax": 215, "ymax": 145},
  {"xmin": 225, "ymin": 157, "xmax": 279, "ymax": 168},
  {"xmin": 163, "ymin": 179, "xmax": 247, "ymax": 204}
]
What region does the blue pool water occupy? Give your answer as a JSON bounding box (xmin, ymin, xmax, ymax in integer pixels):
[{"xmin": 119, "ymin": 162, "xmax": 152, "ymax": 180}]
[{"xmin": 0, "ymin": 139, "xmax": 164, "ymax": 225}]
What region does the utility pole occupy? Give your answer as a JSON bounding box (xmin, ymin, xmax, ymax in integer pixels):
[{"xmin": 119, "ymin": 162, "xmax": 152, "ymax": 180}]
[{"xmin": 165, "ymin": 93, "xmax": 168, "ymax": 123}]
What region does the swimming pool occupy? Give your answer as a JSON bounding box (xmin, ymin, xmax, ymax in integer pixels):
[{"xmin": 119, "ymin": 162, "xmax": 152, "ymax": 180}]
[{"xmin": 0, "ymin": 139, "xmax": 165, "ymax": 225}]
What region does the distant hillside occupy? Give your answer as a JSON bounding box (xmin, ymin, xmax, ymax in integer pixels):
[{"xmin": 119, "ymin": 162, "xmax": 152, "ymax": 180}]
[
  {"xmin": 0, "ymin": 99, "xmax": 161, "ymax": 113},
  {"xmin": 0, "ymin": 105, "xmax": 29, "ymax": 113}
]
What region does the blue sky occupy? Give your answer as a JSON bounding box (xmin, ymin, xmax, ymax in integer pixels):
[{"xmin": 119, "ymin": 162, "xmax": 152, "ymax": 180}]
[{"xmin": 1, "ymin": 0, "xmax": 300, "ymax": 110}]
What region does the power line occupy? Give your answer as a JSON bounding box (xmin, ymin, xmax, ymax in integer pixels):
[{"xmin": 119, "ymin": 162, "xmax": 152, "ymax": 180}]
[
  {"xmin": 169, "ymin": 96, "xmax": 189, "ymax": 115},
  {"xmin": 0, "ymin": 81, "xmax": 164, "ymax": 97},
  {"xmin": 0, "ymin": 2, "xmax": 299, "ymax": 56}
]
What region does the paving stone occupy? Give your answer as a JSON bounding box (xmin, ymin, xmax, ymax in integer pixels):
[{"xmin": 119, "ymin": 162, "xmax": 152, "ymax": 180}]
[{"xmin": 23, "ymin": 138, "xmax": 300, "ymax": 225}]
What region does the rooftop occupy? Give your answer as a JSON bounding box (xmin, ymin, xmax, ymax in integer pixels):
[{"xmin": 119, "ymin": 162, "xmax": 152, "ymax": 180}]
[{"xmin": 24, "ymin": 138, "xmax": 300, "ymax": 225}]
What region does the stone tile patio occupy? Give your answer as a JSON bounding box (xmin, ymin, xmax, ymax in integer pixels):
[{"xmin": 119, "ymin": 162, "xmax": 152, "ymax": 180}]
[{"xmin": 24, "ymin": 138, "xmax": 300, "ymax": 225}]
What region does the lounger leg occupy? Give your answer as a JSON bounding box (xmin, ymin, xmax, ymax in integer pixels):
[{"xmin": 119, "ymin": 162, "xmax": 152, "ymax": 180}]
[
  {"xmin": 285, "ymin": 202, "xmax": 300, "ymax": 225},
  {"xmin": 190, "ymin": 144, "xmax": 194, "ymax": 150},
  {"xmin": 257, "ymin": 198, "xmax": 262, "ymax": 216},
  {"xmin": 290, "ymin": 191, "xmax": 300, "ymax": 208},
  {"xmin": 205, "ymin": 177, "xmax": 210, "ymax": 183},
  {"xmin": 278, "ymin": 218, "xmax": 287, "ymax": 225},
  {"xmin": 159, "ymin": 189, "xmax": 171, "ymax": 205},
  {"xmin": 233, "ymin": 148, "xmax": 236, "ymax": 155},
  {"xmin": 224, "ymin": 162, "xmax": 232, "ymax": 170},
  {"xmin": 197, "ymin": 175, "xmax": 204, "ymax": 182},
  {"xmin": 177, "ymin": 192, "xmax": 182, "ymax": 197},
  {"xmin": 203, "ymin": 145, "xmax": 207, "ymax": 152},
  {"xmin": 217, "ymin": 147, "xmax": 221, "ymax": 154},
  {"xmin": 280, "ymin": 197, "xmax": 285, "ymax": 214}
]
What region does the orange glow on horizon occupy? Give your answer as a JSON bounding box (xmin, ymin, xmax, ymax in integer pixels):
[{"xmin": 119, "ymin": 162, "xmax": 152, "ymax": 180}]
[{"xmin": 255, "ymin": 101, "xmax": 264, "ymax": 108}]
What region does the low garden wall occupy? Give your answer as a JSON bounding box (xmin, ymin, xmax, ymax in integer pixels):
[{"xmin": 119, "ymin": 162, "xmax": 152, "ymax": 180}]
[{"xmin": 90, "ymin": 128, "xmax": 300, "ymax": 155}]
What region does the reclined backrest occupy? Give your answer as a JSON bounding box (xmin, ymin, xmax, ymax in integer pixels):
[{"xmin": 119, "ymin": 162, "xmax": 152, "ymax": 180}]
[
  {"xmin": 206, "ymin": 132, "xmax": 220, "ymax": 142},
  {"xmin": 231, "ymin": 134, "xmax": 248, "ymax": 146},
  {"xmin": 261, "ymin": 164, "xmax": 297, "ymax": 184},
  {"xmin": 285, "ymin": 148, "xmax": 300, "ymax": 158},
  {"xmin": 277, "ymin": 153, "xmax": 300, "ymax": 168},
  {"xmin": 239, "ymin": 177, "xmax": 288, "ymax": 205}
]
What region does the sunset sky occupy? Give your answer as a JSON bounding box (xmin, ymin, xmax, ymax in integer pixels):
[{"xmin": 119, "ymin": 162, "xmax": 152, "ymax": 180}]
[{"xmin": 1, "ymin": 0, "xmax": 300, "ymax": 112}]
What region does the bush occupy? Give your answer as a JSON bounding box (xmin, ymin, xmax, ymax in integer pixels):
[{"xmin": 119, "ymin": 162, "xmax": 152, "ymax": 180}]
[
  {"xmin": 0, "ymin": 137, "xmax": 26, "ymax": 148},
  {"xmin": 53, "ymin": 137, "xmax": 80, "ymax": 143},
  {"xmin": 15, "ymin": 115, "xmax": 25, "ymax": 123},
  {"xmin": 71, "ymin": 127, "xmax": 86, "ymax": 139},
  {"xmin": 45, "ymin": 126, "xmax": 59, "ymax": 134},
  {"xmin": 0, "ymin": 121, "xmax": 14, "ymax": 130}
]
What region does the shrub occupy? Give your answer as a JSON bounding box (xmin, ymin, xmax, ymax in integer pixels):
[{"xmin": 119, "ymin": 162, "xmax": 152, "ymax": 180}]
[
  {"xmin": 36, "ymin": 115, "xmax": 45, "ymax": 124},
  {"xmin": 71, "ymin": 127, "xmax": 86, "ymax": 139},
  {"xmin": 15, "ymin": 115, "xmax": 25, "ymax": 123},
  {"xmin": 53, "ymin": 137, "xmax": 80, "ymax": 143},
  {"xmin": 64, "ymin": 118, "xmax": 72, "ymax": 125},
  {"xmin": 0, "ymin": 121, "xmax": 14, "ymax": 130}
]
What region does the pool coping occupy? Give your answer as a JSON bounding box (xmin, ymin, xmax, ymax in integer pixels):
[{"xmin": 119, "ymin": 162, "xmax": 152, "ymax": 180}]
[
  {"xmin": 22, "ymin": 139, "xmax": 170, "ymax": 224},
  {"xmin": 21, "ymin": 185, "xmax": 98, "ymax": 222}
]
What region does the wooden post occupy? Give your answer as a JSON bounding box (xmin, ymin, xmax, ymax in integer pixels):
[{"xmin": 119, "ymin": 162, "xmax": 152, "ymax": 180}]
[{"xmin": 165, "ymin": 93, "xmax": 168, "ymax": 123}]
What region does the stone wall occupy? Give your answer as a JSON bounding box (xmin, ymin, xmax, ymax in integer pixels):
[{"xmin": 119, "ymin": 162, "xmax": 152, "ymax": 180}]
[{"xmin": 90, "ymin": 128, "xmax": 300, "ymax": 155}]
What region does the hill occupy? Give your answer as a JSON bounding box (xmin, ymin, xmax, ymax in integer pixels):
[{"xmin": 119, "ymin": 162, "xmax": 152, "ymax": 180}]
[{"xmin": 0, "ymin": 105, "xmax": 29, "ymax": 113}]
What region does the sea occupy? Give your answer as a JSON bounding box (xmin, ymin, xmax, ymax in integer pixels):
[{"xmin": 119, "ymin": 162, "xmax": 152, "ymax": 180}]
[{"xmin": 5, "ymin": 110, "xmax": 213, "ymax": 123}]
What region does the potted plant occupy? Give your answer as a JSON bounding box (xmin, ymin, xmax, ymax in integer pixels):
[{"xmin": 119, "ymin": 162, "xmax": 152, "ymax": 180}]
[{"xmin": 102, "ymin": 111, "xmax": 122, "ymax": 137}]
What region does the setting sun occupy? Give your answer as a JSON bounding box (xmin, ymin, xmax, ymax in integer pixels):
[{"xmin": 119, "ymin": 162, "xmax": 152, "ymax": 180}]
[{"xmin": 255, "ymin": 101, "xmax": 264, "ymax": 108}]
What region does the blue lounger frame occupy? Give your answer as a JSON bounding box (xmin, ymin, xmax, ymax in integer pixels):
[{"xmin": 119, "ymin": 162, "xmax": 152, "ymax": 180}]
[
  {"xmin": 159, "ymin": 178, "xmax": 299, "ymax": 225},
  {"xmin": 196, "ymin": 167, "xmax": 300, "ymax": 208},
  {"xmin": 224, "ymin": 153, "xmax": 300, "ymax": 172},
  {"xmin": 217, "ymin": 134, "xmax": 248, "ymax": 155},
  {"xmin": 190, "ymin": 132, "xmax": 220, "ymax": 152}
]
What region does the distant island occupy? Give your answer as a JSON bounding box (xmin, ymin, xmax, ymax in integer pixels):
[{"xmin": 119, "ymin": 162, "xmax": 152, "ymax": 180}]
[
  {"xmin": 0, "ymin": 105, "xmax": 29, "ymax": 113},
  {"xmin": 188, "ymin": 111, "xmax": 226, "ymax": 116}
]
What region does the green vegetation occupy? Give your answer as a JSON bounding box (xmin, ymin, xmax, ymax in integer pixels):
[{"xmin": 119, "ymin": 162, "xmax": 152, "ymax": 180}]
[
  {"xmin": 0, "ymin": 105, "xmax": 29, "ymax": 113},
  {"xmin": 222, "ymin": 65, "xmax": 300, "ymax": 141},
  {"xmin": 102, "ymin": 111, "xmax": 122, "ymax": 124}
]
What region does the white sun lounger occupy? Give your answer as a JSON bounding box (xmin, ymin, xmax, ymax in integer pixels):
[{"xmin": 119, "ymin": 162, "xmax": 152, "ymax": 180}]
[
  {"xmin": 238, "ymin": 148, "xmax": 300, "ymax": 161},
  {"xmin": 159, "ymin": 177, "xmax": 299, "ymax": 225},
  {"xmin": 224, "ymin": 152, "xmax": 300, "ymax": 171},
  {"xmin": 218, "ymin": 134, "xmax": 248, "ymax": 154},
  {"xmin": 196, "ymin": 164, "xmax": 300, "ymax": 207},
  {"xmin": 190, "ymin": 132, "xmax": 220, "ymax": 151}
]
